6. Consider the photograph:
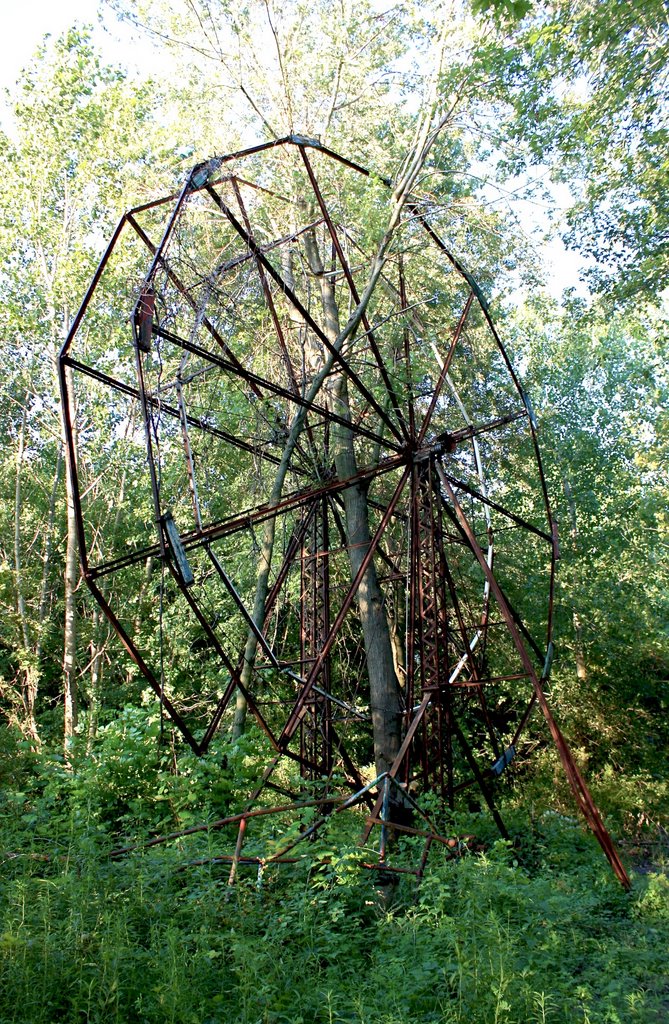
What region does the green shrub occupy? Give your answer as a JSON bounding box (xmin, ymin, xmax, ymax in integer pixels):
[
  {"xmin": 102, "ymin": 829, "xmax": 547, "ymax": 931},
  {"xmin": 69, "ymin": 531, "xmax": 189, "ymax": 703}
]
[{"xmin": 1, "ymin": 717, "xmax": 667, "ymax": 1024}]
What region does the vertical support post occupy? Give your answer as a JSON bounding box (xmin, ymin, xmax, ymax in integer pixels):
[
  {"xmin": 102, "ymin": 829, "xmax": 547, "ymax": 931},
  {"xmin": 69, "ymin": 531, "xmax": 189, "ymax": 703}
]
[
  {"xmin": 379, "ymin": 774, "xmax": 390, "ymax": 864},
  {"xmin": 228, "ymin": 817, "xmax": 247, "ymax": 886},
  {"xmin": 413, "ymin": 459, "xmax": 454, "ymax": 803},
  {"xmin": 300, "ymin": 498, "xmax": 333, "ymax": 783}
]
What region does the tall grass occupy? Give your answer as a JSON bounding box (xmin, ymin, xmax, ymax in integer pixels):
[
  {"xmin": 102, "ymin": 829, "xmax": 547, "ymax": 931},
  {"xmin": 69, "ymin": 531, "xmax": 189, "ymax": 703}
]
[{"xmin": 1, "ymin": 721, "xmax": 667, "ymax": 1024}]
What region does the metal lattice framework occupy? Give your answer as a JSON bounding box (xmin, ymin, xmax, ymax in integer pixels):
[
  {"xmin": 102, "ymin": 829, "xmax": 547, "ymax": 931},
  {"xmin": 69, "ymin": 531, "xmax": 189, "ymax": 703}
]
[{"xmin": 59, "ymin": 136, "xmax": 629, "ymax": 887}]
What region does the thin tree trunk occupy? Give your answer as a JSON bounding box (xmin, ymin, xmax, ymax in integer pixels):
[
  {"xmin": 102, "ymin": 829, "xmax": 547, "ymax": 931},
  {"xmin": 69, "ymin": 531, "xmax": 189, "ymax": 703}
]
[
  {"xmin": 29, "ymin": 443, "xmax": 64, "ymax": 749},
  {"xmin": 62, "ymin": 362, "xmax": 79, "ymax": 749},
  {"xmin": 86, "ymin": 606, "xmax": 104, "ymax": 753},
  {"xmin": 128, "ymin": 554, "xmax": 156, "ymax": 691},
  {"xmin": 13, "ymin": 404, "xmax": 40, "ymax": 746},
  {"xmin": 562, "ymin": 474, "xmax": 588, "ymax": 683},
  {"xmin": 36, "ymin": 444, "xmax": 63, "ymax": 662},
  {"xmin": 232, "ymin": 424, "xmax": 301, "ymax": 737},
  {"xmin": 387, "ymin": 578, "xmax": 406, "ymax": 695}
]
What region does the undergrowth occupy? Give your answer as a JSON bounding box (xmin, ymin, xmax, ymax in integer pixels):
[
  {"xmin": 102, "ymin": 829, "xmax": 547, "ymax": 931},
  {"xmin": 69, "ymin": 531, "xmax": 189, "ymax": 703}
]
[{"xmin": 1, "ymin": 716, "xmax": 667, "ymax": 1024}]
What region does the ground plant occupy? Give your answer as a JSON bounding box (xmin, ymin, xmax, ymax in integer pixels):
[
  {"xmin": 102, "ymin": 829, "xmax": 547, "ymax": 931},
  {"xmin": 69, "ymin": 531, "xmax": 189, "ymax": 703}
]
[
  {"xmin": 1, "ymin": 723, "xmax": 668, "ymax": 1024},
  {"xmin": 1, "ymin": 2, "xmax": 668, "ymax": 1022}
]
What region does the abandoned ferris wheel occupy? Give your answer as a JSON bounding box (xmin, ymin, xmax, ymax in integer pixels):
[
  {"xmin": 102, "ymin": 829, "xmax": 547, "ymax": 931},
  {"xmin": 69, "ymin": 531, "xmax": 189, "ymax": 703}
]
[{"xmin": 59, "ymin": 136, "xmax": 629, "ymax": 887}]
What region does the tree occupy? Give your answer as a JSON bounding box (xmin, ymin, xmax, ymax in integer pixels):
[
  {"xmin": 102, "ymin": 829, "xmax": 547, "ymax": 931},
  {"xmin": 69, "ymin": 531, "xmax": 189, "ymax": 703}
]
[
  {"xmin": 0, "ymin": 29, "xmax": 174, "ymax": 746},
  {"xmin": 109, "ymin": 0, "xmax": 429, "ymax": 155},
  {"xmin": 474, "ymin": 0, "xmax": 669, "ymax": 305},
  {"xmin": 509, "ymin": 293, "xmax": 669, "ymax": 768}
]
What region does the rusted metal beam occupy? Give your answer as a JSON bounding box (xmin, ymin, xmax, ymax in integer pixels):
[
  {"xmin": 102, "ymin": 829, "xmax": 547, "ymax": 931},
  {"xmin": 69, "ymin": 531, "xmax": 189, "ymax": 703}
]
[{"xmin": 59, "ymin": 136, "xmax": 625, "ymax": 889}]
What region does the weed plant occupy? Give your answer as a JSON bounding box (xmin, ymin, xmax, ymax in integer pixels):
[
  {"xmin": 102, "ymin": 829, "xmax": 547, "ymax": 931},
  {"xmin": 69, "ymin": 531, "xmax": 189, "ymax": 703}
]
[{"xmin": 1, "ymin": 715, "xmax": 667, "ymax": 1024}]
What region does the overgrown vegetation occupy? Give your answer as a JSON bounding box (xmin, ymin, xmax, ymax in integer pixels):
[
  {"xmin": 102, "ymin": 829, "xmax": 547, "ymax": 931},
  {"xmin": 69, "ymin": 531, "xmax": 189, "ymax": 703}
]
[
  {"xmin": 5, "ymin": 657, "xmax": 664, "ymax": 1021},
  {"xmin": 1, "ymin": 0, "xmax": 668, "ymax": 1019},
  {"xmin": 1, "ymin": 715, "xmax": 668, "ymax": 1024}
]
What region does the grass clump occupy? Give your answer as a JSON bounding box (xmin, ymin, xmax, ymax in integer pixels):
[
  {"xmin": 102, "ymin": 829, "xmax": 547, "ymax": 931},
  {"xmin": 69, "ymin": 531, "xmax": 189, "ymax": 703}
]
[{"xmin": 0, "ymin": 726, "xmax": 667, "ymax": 1023}]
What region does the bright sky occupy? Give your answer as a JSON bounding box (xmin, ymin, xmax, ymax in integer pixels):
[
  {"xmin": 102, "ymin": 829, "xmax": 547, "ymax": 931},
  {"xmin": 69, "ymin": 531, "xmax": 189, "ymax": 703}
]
[
  {"xmin": 0, "ymin": 0, "xmax": 146, "ymax": 94},
  {"xmin": 0, "ymin": 0, "xmax": 589, "ymax": 298},
  {"xmin": 2, "ymin": 0, "xmax": 98, "ymax": 90}
]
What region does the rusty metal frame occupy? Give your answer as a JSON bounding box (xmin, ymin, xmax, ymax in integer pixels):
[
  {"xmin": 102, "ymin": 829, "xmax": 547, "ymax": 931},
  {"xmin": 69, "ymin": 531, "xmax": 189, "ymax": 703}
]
[{"xmin": 59, "ymin": 136, "xmax": 629, "ymax": 888}]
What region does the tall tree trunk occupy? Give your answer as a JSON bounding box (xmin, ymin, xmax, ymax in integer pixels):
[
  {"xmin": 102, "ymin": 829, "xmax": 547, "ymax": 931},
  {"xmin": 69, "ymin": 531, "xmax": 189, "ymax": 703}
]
[
  {"xmin": 13, "ymin": 404, "xmax": 40, "ymax": 746},
  {"xmin": 562, "ymin": 473, "xmax": 588, "ymax": 683},
  {"xmin": 229, "ymin": 88, "xmax": 457, "ymax": 747},
  {"xmin": 62, "ymin": 362, "xmax": 79, "ymax": 749},
  {"xmin": 303, "ymin": 229, "xmax": 402, "ymax": 774},
  {"xmin": 333, "ymin": 380, "xmax": 403, "ymax": 773}
]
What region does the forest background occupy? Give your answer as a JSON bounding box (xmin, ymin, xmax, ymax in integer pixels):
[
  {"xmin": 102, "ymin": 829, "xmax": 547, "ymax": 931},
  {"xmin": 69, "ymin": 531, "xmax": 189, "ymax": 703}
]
[{"xmin": 0, "ymin": 1, "xmax": 668, "ymax": 1022}]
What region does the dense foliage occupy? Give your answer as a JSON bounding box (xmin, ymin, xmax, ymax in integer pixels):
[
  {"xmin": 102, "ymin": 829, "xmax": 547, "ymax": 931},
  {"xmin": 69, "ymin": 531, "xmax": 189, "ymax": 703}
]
[
  {"xmin": 1, "ymin": 715, "xmax": 668, "ymax": 1024},
  {"xmin": 0, "ymin": 2, "xmax": 667, "ymax": 1020},
  {"xmin": 478, "ymin": 0, "xmax": 669, "ymax": 304}
]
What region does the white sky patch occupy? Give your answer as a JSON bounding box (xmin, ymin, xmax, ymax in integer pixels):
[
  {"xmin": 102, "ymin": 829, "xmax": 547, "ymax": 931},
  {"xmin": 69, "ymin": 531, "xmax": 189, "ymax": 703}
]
[
  {"xmin": 0, "ymin": 0, "xmax": 591, "ymax": 300},
  {"xmin": 468, "ymin": 158, "xmax": 593, "ymax": 301},
  {"xmin": 1, "ymin": 0, "xmax": 100, "ymax": 91},
  {"xmin": 0, "ymin": 0, "xmax": 153, "ymax": 101}
]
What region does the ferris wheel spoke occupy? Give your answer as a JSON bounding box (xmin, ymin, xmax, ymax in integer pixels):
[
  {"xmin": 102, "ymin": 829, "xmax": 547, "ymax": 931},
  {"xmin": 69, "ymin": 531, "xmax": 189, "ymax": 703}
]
[
  {"xmin": 126, "ymin": 213, "xmax": 263, "ymax": 397},
  {"xmin": 299, "ymin": 145, "xmax": 412, "ymax": 443},
  {"xmin": 152, "ymin": 324, "xmax": 399, "ymax": 453},
  {"xmin": 437, "ymin": 464, "xmax": 554, "ymax": 545},
  {"xmin": 205, "ymin": 184, "xmax": 406, "ymax": 444},
  {"xmin": 279, "ymin": 467, "xmax": 410, "ymax": 747},
  {"xmin": 416, "ymin": 291, "xmax": 475, "ymax": 447},
  {"xmin": 445, "ymin": 408, "xmax": 528, "ymax": 447},
  {"xmin": 62, "ymin": 356, "xmax": 291, "ymax": 477}
]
